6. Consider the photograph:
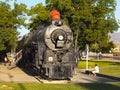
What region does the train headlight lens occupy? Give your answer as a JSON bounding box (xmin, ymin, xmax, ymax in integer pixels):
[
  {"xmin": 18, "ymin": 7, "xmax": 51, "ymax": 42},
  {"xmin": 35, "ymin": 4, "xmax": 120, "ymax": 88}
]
[
  {"xmin": 48, "ymin": 57, "xmax": 53, "ymax": 62},
  {"xmin": 58, "ymin": 35, "xmax": 64, "ymax": 40}
]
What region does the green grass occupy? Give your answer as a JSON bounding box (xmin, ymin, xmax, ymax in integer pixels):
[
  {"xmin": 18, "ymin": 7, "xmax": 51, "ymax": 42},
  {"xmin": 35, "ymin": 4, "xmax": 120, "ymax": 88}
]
[
  {"xmin": 77, "ymin": 60, "xmax": 120, "ymax": 77},
  {"xmin": 0, "ymin": 82, "xmax": 120, "ymax": 90}
]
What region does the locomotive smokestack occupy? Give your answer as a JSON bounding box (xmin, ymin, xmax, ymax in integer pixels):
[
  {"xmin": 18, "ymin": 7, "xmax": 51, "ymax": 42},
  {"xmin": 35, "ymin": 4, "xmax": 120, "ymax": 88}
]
[
  {"xmin": 50, "ymin": 10, "xmax": 61, "ymax": 21},
  {"xmin": 50, "ymin": 10, "xmax": 62, "ymax": 26}
]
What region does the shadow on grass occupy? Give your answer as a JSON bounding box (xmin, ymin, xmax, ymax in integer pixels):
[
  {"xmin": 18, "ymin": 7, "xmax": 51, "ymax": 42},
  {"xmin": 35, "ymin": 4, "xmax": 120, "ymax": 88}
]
[
  {"xmin": 76, "ymin": 83, "xmax": 120, "ymax": 90},
  {"xmin": 18, "ymin": 83, "xmax": 26, "ymax": 90},
  {"xmin": 15, "ymin": 82, "xmax": 120, "ymax": 90},
  {"xmin": 110, "ymin": 62, "xmax": 120, "ymax": 65}
]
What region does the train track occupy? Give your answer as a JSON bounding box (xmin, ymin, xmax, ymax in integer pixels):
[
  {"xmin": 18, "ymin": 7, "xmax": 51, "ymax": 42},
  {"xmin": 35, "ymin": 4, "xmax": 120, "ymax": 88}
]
[
  {"xmin": 20, "ymin": 66, "xmax": 70, "ymax": 83},
  {"xmin": 34, "ymin": 76, "xmax": 44, "ymax": 83}
]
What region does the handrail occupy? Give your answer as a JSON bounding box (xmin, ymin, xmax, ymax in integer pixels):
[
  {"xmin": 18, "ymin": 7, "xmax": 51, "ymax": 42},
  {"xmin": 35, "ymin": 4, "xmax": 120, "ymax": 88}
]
[
  {"xmin": 15, "ymin": 50, "xmax": 22, "ymax": 63},
  {"xmin": 7, "ymin": 49, "xmax": 23, "ymax": 69}
]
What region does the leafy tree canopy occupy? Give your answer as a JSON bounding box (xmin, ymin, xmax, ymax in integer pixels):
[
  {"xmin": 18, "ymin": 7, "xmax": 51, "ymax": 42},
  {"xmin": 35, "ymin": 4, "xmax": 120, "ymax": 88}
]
[
  {"xmin": 28, "ymin": 3, "xmax": 50, "ymax": 31},
  {"xmin": 0, "ymin": 0, "xmax": 27, "ymax": 53},
  {"xmin": 12, "ymin": 0, "xmax": 118, "ymax": 53},
  {"xmin": 45, "ymin": 0, "xmax": 119, "ymax": 52}
]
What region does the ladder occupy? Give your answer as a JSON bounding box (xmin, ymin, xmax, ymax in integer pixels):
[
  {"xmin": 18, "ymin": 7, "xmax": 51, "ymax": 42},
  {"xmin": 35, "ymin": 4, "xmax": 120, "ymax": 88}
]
[{"xmin": 7, "ymin": 50, "xmax": 22, "ymax": 69}]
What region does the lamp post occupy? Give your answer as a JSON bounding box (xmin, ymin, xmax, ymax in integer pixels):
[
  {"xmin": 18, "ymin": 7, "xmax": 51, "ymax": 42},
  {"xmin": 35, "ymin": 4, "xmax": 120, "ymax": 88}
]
[{"xmin": 86, "ymin": 44, "xmax": 89, "ymax": 70}]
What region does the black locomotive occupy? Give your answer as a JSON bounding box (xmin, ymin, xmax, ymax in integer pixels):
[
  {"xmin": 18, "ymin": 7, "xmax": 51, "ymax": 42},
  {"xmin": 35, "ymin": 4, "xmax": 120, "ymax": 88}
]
[
  {"xmin": 20, "ymin": 11, "xmax": 77, "ymax": 79},
  {"xmin": 21, "ymin": 20, "xmax": 76, "ymax": 79}
]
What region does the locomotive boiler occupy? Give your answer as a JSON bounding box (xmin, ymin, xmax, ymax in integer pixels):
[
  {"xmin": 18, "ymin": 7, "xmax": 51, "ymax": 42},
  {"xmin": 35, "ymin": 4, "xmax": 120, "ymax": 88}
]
[{"xmin": 21, "ymin": 10, "xmax": 76, "ymax": 79}]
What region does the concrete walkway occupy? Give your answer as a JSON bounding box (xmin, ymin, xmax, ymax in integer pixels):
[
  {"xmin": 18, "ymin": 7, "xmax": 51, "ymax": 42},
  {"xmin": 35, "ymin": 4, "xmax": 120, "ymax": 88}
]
[
  {"xmin": 0, "ymin": 63, "xmax": 119, "ymax": 83},
  {"xmin": 71, "ymin": 71, "xmax": 118, "ymax": 83},
  {"xmin": 0, "ymin": 63, "xmax": 39, "ymax": 83}
]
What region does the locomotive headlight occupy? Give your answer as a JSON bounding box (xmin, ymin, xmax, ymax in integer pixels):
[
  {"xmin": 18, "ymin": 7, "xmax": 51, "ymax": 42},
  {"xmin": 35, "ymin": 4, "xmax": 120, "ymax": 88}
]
[
  {"xmin": 48, "ymin": 57, "xmax": 53, "ymax": 62},
  {"xmin": 58, "ymin": 35, "xmax": 64, "ymax": 40}
]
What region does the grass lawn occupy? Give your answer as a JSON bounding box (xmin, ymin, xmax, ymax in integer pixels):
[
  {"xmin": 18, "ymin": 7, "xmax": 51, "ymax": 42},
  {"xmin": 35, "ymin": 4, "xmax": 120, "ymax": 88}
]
[
  {"xmin": 77, "ymin": 59, "xmax": 120, "ymax": 77},
  {"xmin": 0, "ymin": 82, "xmax": 120, "ymax": 90}
]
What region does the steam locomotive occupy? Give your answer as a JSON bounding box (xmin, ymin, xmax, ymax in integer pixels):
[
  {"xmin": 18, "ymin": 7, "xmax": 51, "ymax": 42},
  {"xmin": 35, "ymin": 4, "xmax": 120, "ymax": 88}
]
[{"xmin": 20, "ymin": 11, "xmax": 77, "ymax": 79}]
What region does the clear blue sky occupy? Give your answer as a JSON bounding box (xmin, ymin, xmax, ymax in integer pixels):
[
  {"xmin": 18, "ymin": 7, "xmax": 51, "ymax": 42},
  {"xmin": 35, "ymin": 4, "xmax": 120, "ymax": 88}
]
[
  {"xmin": 115, "ymin": 0, "xmax": 120, "ymax": 32},
  {"xmin": 1, "ymin": 0, "xmax": 120, "ymax": 36}
]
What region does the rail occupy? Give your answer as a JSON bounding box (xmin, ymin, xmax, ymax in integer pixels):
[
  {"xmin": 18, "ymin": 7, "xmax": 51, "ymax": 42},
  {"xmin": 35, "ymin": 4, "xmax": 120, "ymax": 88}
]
[{"xmin": 15, "ymin": 50, "xmax": 22, "ymax": 63}]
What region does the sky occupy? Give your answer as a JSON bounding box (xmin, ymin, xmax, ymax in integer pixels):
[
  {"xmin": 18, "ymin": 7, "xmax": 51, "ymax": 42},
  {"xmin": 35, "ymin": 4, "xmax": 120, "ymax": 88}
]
[
  {"xmin": 115, "ymin": 0, "xmax": 120, "ymax": 32},
  {"xmin": 1, "ymin": 0, "xmax": 120, "ymax": 36}
]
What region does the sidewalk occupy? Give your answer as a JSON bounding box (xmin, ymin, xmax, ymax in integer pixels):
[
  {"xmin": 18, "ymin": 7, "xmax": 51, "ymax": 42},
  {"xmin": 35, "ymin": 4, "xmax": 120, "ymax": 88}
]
[
  {"xmin": 71, "ymin": 69, "xmax": 119, "ymax": 83},
  {"xmin": 0, "ymin": 63, "xmax": 119, "ymax": 83},
  {"xmin": 0, "ymin": 63, "xmax": 39, "ymax": 83}
]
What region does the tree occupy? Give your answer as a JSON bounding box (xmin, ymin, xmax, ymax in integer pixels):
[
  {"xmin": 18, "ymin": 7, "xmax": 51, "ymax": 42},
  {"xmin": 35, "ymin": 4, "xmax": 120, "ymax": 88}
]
[
  {"xmin": 27, "ymin": 0, "xmax": 118, "ymax": 53},
  {"xmin": 45, "ymin": 0, "xmax": 119, "ymax": 53},
  {"xmin": 0, "ymin": 1, "xmax": 27, "ymax": 53},
  {"xmin": 28, "ymin": 3, "xmax": 50, "ymax": 31}
]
